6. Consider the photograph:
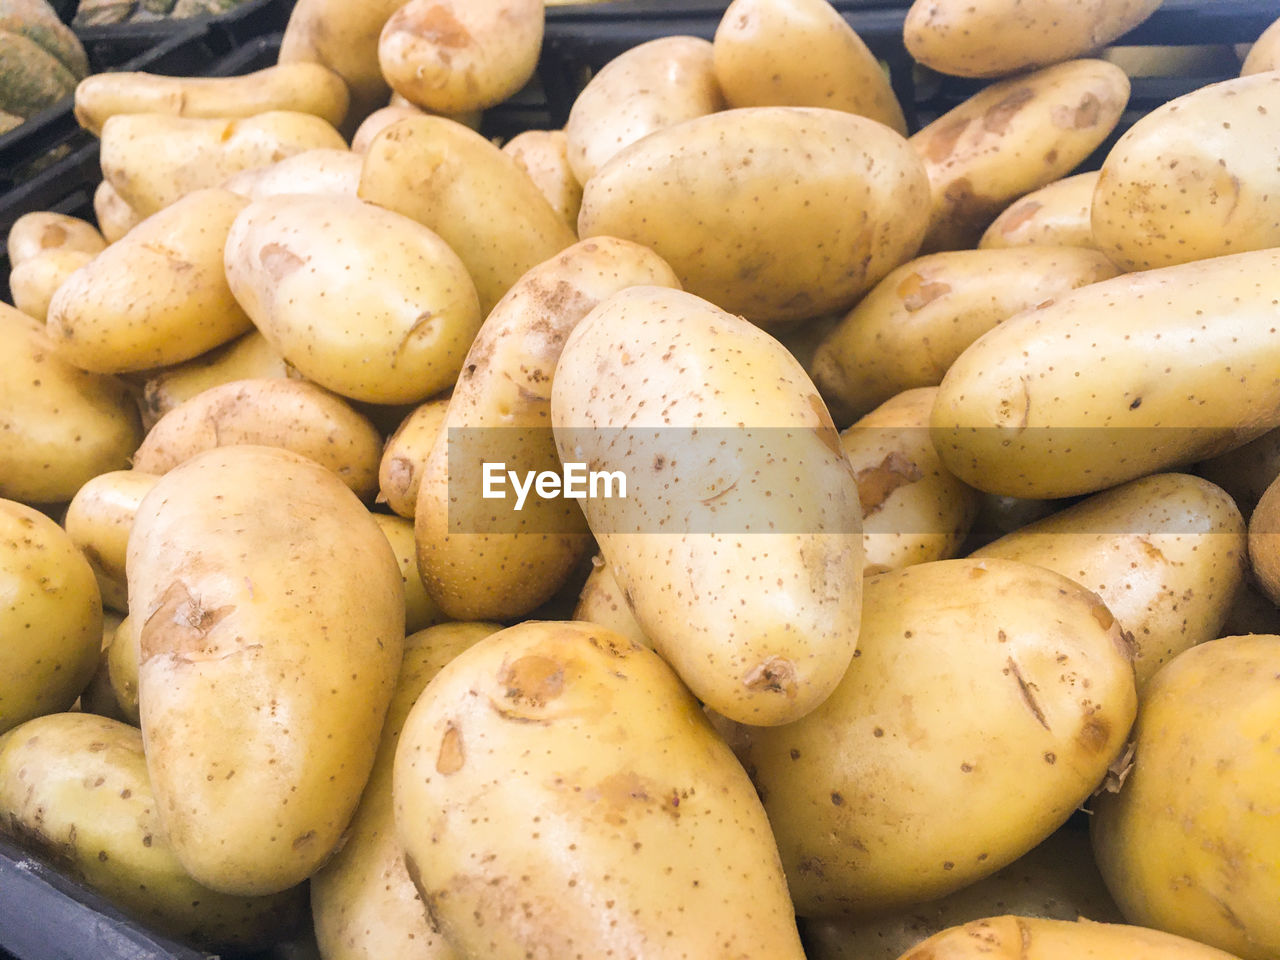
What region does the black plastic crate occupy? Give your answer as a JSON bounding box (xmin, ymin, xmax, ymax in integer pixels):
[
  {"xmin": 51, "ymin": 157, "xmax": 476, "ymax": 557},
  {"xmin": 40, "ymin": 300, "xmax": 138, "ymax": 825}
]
[{"xmin": 73, "ymin": 0, "xmax": 296, "ymax": 52}]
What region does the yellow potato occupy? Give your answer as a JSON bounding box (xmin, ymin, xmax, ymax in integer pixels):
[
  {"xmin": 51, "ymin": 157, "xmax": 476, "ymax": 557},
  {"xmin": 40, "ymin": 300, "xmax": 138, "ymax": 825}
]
[
  {"xmin": 393, "ymin": 621, "xmax": 807, "ymax": 958},
  {"xmin": 378, "ymin": 397, "xmax": 448, "ymax": 518},
  {"xmin": 551, "ymin": 285, "xmax": 862, "ymax": 726},
  {"xmin": 129, "ymin": 445, "xmax": 404, "ymax": 896},
  {"xmin": 107, "ymin": 614, "xmax": 139, "ymax": 726},
  {"xmin": 350, "ymin": 104, "xmax": 422, "ymax": 153},
  {"xmin": 0, "ymin": 305, "xmax": 141, "ymax": 504},
  {"xmin": 572, "ymin": 555, "xmax": 650, "ymax": 648},
  {"xmin": 501, "ymin": 129, "xmax": 582, "ymax": 227},
  {"xmin": 738, "ymin": 557, "xmax": 1136, "ymax": 916},
  {"xmin": 812, "ymin": 246, "xmax": 1121, "ymax": 420},
  {"xmin": 310, "ymin": 621, "xmax": 499, "ymax": 960},
  {"xmin": 221, "ymin": 148, "xmax": 362, "ymax": 200},
  {"xmin": 565, "ymin": 36, "xmax": 726, "ymax": 184},
  {"xmin": 579, "ymin": 107, "xmax": 930, "ymax": 324},
  {"xmin": 359, "ymin": 115, "xmax": 578, "ymax": 316},
  {"xmin": 64, "ymin": 470, "xmax": 160, "ymax": 614},
  {"xmin": 74, "ymin": 63, "xmax": 350, "ymax": 136},
  {"xmin": 0, "ymin": 499, "xmax": 102, "ymax": 734},
  {"xmin": 100, "ymin": 111, "xmax": 347, "ymax": 217},
  {"xmin": 1248, "ymin": 471, "xmax": 1280, "ymax": 605},
  {"xmin": 1241, "ymin": 16, "xmax": 1280, "ymax": 75},
  {"xmin": 131, "ymin": 378, "xmax": 383, "ymax": 500},
  {"xmin": 979, "ymin": 172, "xmax": 1103, "ymax": 251},
  {"xmin": 0, "ymin": 713, "xmax": 306, "ymax": 948},
  {"xmin": 79, "ymin": 610, "xmax": 126, "ymax": 722},
  {"xmin": 9, "ymin": 248, "xmax": 95, "ymax": 322},
  {"xmin": 973, "ymin": 473, "xmax": 1246, "ymax": 690},
  {"xmin": 93, "ymin": 179, "xmax": 141, "ymax": 243},
  {"xmin": 47, "ymin": 188, "xmax": 252, "ymax": 374},
  {"xmin": 931, "ymin": 248, "xmax": 1280, "ymax": 499},
  {"xmin": 910, "ymin": 60, "xmax": 1129, "ymax": 252},
  {"xmin": 1093, "ymin": 73, "xmax": 1280, "ymax": 270},
  {"xmin": 713, "ymin": 0, "xmax": 905, "ymax": 135},
  {"xmin": 371, "ymin": 513, "xmax": 444, "ymax": 635},
  {"xmin": 6, "ymin": 210, "xmax": 105, "ymax": 265},
  {"xmin": 378, "ymin": 0, "xmax": 542, "ymax": 114},
  {"xmin": 1197, "ymin": 427, "xmax": 1280, "ymax": 519},
  {"xmin": 1091, "ymin": 635, "xmax": 1280, "ymax": 960}
]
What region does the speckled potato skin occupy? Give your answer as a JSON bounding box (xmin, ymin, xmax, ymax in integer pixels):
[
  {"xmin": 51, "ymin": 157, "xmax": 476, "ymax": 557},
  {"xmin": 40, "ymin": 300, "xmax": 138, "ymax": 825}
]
[
  {"xmin": 0, "ymin": 500, "xmax": 102, "ymax": 734},
  {"xmin": 10, "ymin": 248, "xmax": 95, "ymax": 322},
  {"xmin": 930, "ymin": 248, "xmax": 1280, "ymax": 499},
  {"xmin": 222, "ymin": 148, "xmax": 363, "ymax": 201},
  {"xmin": 910, "ymin": 60, "xmax": 1129, "ymax": 252},
  {"xmin": 100, "ymin": 111, "xmax": 346, "ymax": 218},
  {"xmin": 311, "ymin": 622, "xmax": 498, "ymax": 960},
  {"xmin": 106, "ymin": 615, "xmax": 140, "ymax": 725},
  {"xmin": 379, "ymin": 398, "xmax": 449, "ymax": 519},
  {"xmin": 1093, "ymin": 74, "xmax": 1280, "ymax": 271},
  {"xmin": 502, "ymin": 130, "xmax": 583, "ymax": 227},
  {"xmin": 351, "ymin": 104, "xmax": 423, "ymax": 152},
  {"xmin": 572, "ymin": 556, "xmax": 650, "ymax": 648},
  {"xmin": 1091, "ymin": 635, "xmax": 1280, "ymax": 960},
  {"xmin": 0, "ymin": 306, "xmax": 141, "ymax": 504},
  {"xmin": 378, "ymin": 0, "xmax": 542, "ymax": 115},
  {"xmin": 64, "ymin": 470, "xmax": 160, "ymax": 613},
  {"xmin": 372, "ymin": 514, "xmax": 444, "ymax": 635},
  {"xmin": 93, "ymin": 180, "xmax": 141, "ymax": 243},
  {"xmin": 738, "ymin": 557, "xmax": 1136, "ymax": 917},
  {"xmin": 1247, "ymin": 472, "xmax": 1280, "ymax": 605},
  {"xmin": 579, "ymin": 107, "xmax": 930, "ymax": 325},
  {"xmin": 47, "ymin": 189, "xmax": 253, "ymax": 374},
  {"xmin": 131, "ymin": 379, "xmax": 382, "ymax": 500},
  {"xmin": 904, "ymin": 0, "xmax": 1161, "ymax": 79},
  {"xmin": 1241, "ymin": 16, "xmax": 1280, "ymax": 75},
  {"xmin": 713, "ymin": 0, "xmax": 906, "ymax": 135},
  {"xmin": 418, "ymin": 239, "xmax": 680, "ymax": 622},
  {"xmin": 79, "ymin": 610, "xmax": 125, "ymax": 722},
  {"xmin": 128, "ymin": 445, "xmax": 405, "ymax": 896},
  {"xmin": 840, "ymin": 388, "xmax": 980, "ymax": 574},
  {"xmin": 564, "ymin": 36, "xmax": 726, "ymax": 185},
  {"xmin": 0, "ymin": 713, "xmax": 306, "ymax": 949},
  {"xmin": 812, "ymin": 246, "xmax": 1120, "ymax": 420},
  {"xmin": 393, "ymin": 621, "xmax": 807, "ymax": 959},
  {"xmin": 359, "ymin": 116, "xmax": 578, "ymax": 316},
  {"xmin": 224, "ymin": 194, "xmax": 481, "ymax": 405},
  {"xmin": 973, "ymin": 473, "xmax": 1245, "ymax": 691},
  {"xmin": 551, "ymin": 286, "xmax": 863, "ymax": 726},
  {"xmin": 979, "ymin": 172, "xmax": 1103, "ymax": 251},
  {"xmin": 6, "ymin": 211, "xmax": 105, "ymax": 265}
]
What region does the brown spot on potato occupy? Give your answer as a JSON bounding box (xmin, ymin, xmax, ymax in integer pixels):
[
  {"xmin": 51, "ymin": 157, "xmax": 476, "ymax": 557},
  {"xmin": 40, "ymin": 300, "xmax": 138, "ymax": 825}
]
[
  {"xmin": 983, "ymin": 88, "xmax": 1035, "ymax": 134},
  {"xmin": 139, "ymin": 580, "xmax": 234, "ymax": 662},
  {"xmin": 259, "ymin": 242, "xmax": 304, "ymax": 282},
  {"xmin": 395, "ymin": 3, "xmax": 472, "ymax": 47},
  {"xmin": 1053, "ymin": 93, "xmax": 1101, "ymax": 130},
  {"xmin": 291, "ymin": 831, "xmax": 316, "ymax": 851},
  {"xmin": 1077, "ymin": 717, "xmax": 1110, "ymax": 754},
  {"xmin": 436, "ymin": 722, "xmax": 464, "ymax": 774},
  {"xmin": 744, "ymin": 657, "xmax": 798, "ymax": 699},
  {"xmin": 500, "ymin": 655, "xmax": 566, "ymax": 708},
  {"xmin": 856, "ymin": 452, "xmax": 924, "ymax": 517},
  {"xmin": 40, "ymin": 224, "xmax": 68, "ymax": 249},
  {"xmin": 1000, "ymin": 201, "xmax": 1043, "ymax": 234},
  {"xmin": 1007, "ymin": 657, "xmax": 1050, "ymax": 730},
  {"xmin": 924, "ymin": 116, "xmax": 970, "ymax": 163},
  {"xmin": 897, "ymin": 273, "xmax": 952, "ymax": 311}
]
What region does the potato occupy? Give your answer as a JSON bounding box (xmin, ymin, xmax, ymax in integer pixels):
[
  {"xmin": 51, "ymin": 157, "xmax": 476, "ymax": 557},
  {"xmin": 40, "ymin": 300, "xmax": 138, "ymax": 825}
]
[
  {"xmin": 350, "ymin": 104, "xmax": 422, "ymax": 152},
  {"xmin": 841, "ymin": 388, "xmax": 981, "ymax": 574},
  {"xmin": 9, "ymin": 248, "xmax": 95, "ymax": 322},
  {"xmin": 221, "ymin": 148, "xmax": 362, "ymax": 200},
  {"xmin": 378, "ymin": 398, "xmax": 448, "ymax": 518},
  {"xmin": 0, "ymin": 305, "xmax": 142, "ymax": 504},
  {"xmin": 1093, "ymin": 74, "xmax": 1280, "ymax": 271},
  {"xmin": 572, "ymin": 555, "xmax": 650, "ymax": 648},
  {"xmin": 359, "ymin": 116, "xmax": 578, "ymax": 315},
  {"xmin": 74, "ymin": 63, "xmax": 350, "ymax": 136},
  {"xmin": 738, "ymin": 557, "xmax": 1136, "ymax": 916},
  {"xmin": 812, "ymin": 246, "xmax": 1121, "ymax": 420},
  {"xmin": 93, "ymin": 179, "xmax": 141, "ymax": 243},
  {"xmin": 64, "ymin": 470, "xmax": 160, "ymax": 614},
  {"xmin": 6, "ymin": 210, "xmax": 105, "ymax": 265},
  {"xmin": 310, "ymin": 621, "xmax": 498, "ymax": 960},
  {"xmin": 904, "ymin": 0, "xmax": 1161, "ymax": 78},
  {"xmin": 1091, "ymin": 635, "xmax": 1280, "ymax": 960},
  {"xmin": 0, "ymin": 713, "xmax": 306, "ymax": 948},
  {"xmin": 565, "ymin": 36, "xmax": 725, "ymax": 185},
  {"xmin": 712, "ymin": 0, "xmax": 905, "ymax": 135},
  {"xmin": 129, "ymin": 445, "xmax": 404, "ymax": 895},
  {"xmin": 100, "ymin": 111, "xmax": 347, "ymax": 217},
  {"xmin": 1197, "ymin": 428, "xmax": 1280, "ymax": 520},
  {"xmin": 910, "ymin": 60, "xmax": 1129, "ymax": 252},
  {"xmin": 579, "ymin": 107, "xmax": 930, "ymax": 324},
  {"xmin": 0, "ymin": 500, "xmax": 102, "ymax": 734},
  {"xmin": 1242, "ymin": 16, "xmax": 1280, "ymax": 75},
  {"xmin": 371, "ymin": 513, "xmax": 444, "ymax": 635},
  {"xmin": 501, "ymin": 129, "xmax": 582, "ymax": 227},
  {"xmin": 551, "ymin": 285, "xmax": 862, "ymax": 726},
  {"xmin": 931, "ymin": 248, "xmax": 1280, "ymax": 499},
  {"xmin": 979, "ymin": 172, "xmax": 1103, "ymax": 251},
  {"xmin": 418, "ymin": 238, "xmax": 679, "ymax": 622},
  {"xmin": 47, "ymin": 188, "xmax": 252, "ymax": 374},
  {"xmin": 973, "ymin": 473, "xmax": 1246, "ymax": 690},
  {"xmin": 1103, "ymin": 44, "xmax": 1243, "ymax": 79},
  {"xmin": 378, "ymin": 0, "xmax": 542, "ymax": 115},
  {"xmin": 1247, "ymin": 472, "xmax": 1280, "ymax": 605},
  {"xmin": 79, "ymin": 610, "xmax": 126, "ymax": 722},
  {"xmin": 107, "ymin": 614, "xmax": 139, "ymax": 725},
  {"xmin": 131, "ymin": 379, "xmax": 383, "ymax": 500},
  {"xmin": 393, "ymin": 621, "xmax": 807, "ymax": 958}
]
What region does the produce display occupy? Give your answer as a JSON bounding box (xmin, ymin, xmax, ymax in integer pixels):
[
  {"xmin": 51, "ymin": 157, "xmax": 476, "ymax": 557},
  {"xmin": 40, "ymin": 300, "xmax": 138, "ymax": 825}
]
[{"xmin": 1, "ymin": 0, "xmax": 1279, "ymax": 958}]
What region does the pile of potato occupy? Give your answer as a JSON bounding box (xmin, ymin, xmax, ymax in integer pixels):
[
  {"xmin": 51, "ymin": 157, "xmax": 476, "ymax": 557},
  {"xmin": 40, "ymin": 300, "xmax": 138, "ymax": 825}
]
[{"xmin": 3, "ymin": 0, "xmax": 1280, "ymax": 957}]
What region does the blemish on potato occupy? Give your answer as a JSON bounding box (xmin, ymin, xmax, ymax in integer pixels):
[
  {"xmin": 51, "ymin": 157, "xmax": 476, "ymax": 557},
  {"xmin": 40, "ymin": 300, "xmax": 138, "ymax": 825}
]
[
  {"xmin": 500, "ymin": 655, "xmax": 566, "ymax": 707},
  {"xmin": 1006, "ymin": 657, "xmax": 1050, "ymax": 730},
  {"xmin": 744, "ymin": 657, "xmax": 798, "ymax": 699},
  {"xmin": 896, "ymin": 272, "xmax": 952, "ymax": 312},
  {"xmin": 855, "ymin": 452, "xmax": 924, "ymax": 518},
  {"xmin": 436, "ymin": 722, "xmax": 464, "ymax": 774},
  {"xmin": 1077, "ymin": 717, "xmax": 1111, "ymax": 754},
  {"xmin": 982, "ymin": 88, "xmax": 1035, "ymax": 135}
]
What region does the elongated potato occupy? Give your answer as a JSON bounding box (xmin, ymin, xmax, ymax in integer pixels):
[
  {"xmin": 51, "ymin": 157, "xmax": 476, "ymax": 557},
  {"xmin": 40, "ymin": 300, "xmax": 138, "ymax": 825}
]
[
  {"xmin": 551, "ymin": 286, "xmax": 862, "ymax": 726},
  {"xmin": 393, "ymin": 621, "xmax": 808, "ymax": 959},
  {"xmin": 713, "ymin": 0, "xmax": 905, "ymax": 135},
  {"xmin": 979, "ymin": 172, "xmax": 1103, "ymax": 251},
  {"xmin": 74, "ymin": 63, "xmax": 350, "ymax": 136},
  {"xmin": 0, "ymin": 713, "xmax": 306, "ymax": 948},
  {"xmin": 64, "ymin": 470, "xmax": 160, "ymax": 613},
  {"xmin": 910, "ymin": 60, "xmax": 1129, "ymax": 252},
  {"xmin": 131, "ymin": 379, "xmax": 382, "ymax": 500},
  {"xmin": 221, "ymin": 148, "xmax": 362, "ymax": 200},
  {"xmin": 78, "ymin": 609, "xmax": 126, "ymax": 722},
  {"xmin": 501, "ymin": 130, "xmax": 582, "ymax": 227},
  {"xmin": 359, "ymin": 116, "xmax": 577, "ymax": 315},
  {"xmin": 931, "ymin": 248, "xmax": 1280, "ymax": 499},
  {"xmin": 738, "ymin": 557, "xmax": 1136, "ymax": 916},
  {"xmin": 572, "ymin": 556, "xmax": 650, "ymax": 648},
  {"xmin": 371, "ymin": 513, "xmax": 444, "ymax": 635},
  {"xmin": 93, "ymin": 179, "xmax": 141, "ymax": 243},
  {"xmin": 6, "ymin": 210, "xmax": 105, "ymax": 265},
  {"xmin": 47, "ymin": 188, "xmax": 251, "ymax": 374},
  {"xmin": 564, "ymin": 36, "xmax": 726, "ymax": 185},
  {"xmin": 579, "ymin": 107, "xmax": 930, "ymax": 324},
  {"xmin": 9, "ymin": 248, "xmax": 95, "ymax": 322},
  {"xmin": 107, "ymin": 614, "xmax": 139, "ymax": 725},
  {"xmin": 378, "ymin": 398, "xmax": 448, "ymax": 518},
  {"xmin": 973, "ymin": 473, "xmax": 1246, "ymax": 690},
  {"xmin": 129, "ymin": 445, "xmax": 404, "ymax": 896},
  {"xmin": 812, "ymin": 246, "xmax": 1121, "ymax": 420},
  {"xmin": 1242, "ymin": 16, "xmax": 1280, "ymax": 75}
]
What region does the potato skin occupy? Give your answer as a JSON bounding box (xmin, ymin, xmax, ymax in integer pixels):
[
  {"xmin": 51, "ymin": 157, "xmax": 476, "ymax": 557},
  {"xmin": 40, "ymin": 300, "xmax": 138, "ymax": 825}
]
[
  {"xmin": 1241, "ymin": 16, "xmax": 1280, "ymax": 75},
  {"xmin": 1247, "ymin": 471, "xmax": 1280, "ymax": 605},
  {"xmin": 9, "ymin": 248, "xmax": 95, "ymax": 323},
  {"xmin": 1091, "ymin": 635, "xmax": 1280, "ymax": 960},
  {"xmin": 501, "ymin": 129, "xmax": 582, "ymax": 227},
  {"xmin": 979, "ymin": 172, "xmax": 1103, "ymax": 251},
  {"xmin": 221, "ymin": 148, "xmax": 362, "ymax": 201},
  {"xmin": 6, "ymin": 211, "xmax": 105, "ymax": 266},
  {"xmin": 64, "ymin": 470, "xmax": 160, "ymax": 613},
  {"xmin": 93, "ymin": 179, "xmax": 141, "ymax": 243},
  {"xmin": 371, "ymin": 514, "xmax": 444, "ymax": 635},
  {"xmin": 128, "ymin": 445, "xmax": 404, "ymax": 896},
  {"xmin": 572, "ymin": 556, "xmax": 650, "ymax": 649},
  {"xmin": 739, "ymin": 557, "xmax": 1136, "ymax": 917},
  {"xmin": 393, "ymin": 621, "xmax": 807, "ymax": 959}
]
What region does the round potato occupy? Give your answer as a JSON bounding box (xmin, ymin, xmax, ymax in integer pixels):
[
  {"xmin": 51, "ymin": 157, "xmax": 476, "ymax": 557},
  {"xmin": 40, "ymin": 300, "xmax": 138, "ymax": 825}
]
[
  {"xmin": 371, "ymin": 513, "xmax": 444, "ymax": 635},
  {"xmin": 107, "ymin": 615, "xmax": 139, "ymax": 726},
  {"xmin": 572, "ymin": 555, "xmax": 650, "ymax": 649},
  {"xmin": 9, "ymin": 248, "xmax": 95, "ymax": 322},
  {"xmin": 221, "ymin": 148, "xmax": 362, "ymax": 201},
  {"xmin": 501, "ymin": 129, "xmax": 582, "ymax": 227},
  {"xmin": 64, "ymin": 470, "xmax": 160, "ymax": 614},
  {"xmin": 1241, "ymin": 16, "xmax": 1280, "ymax": 75},
  {"xmin": 978, "ymin": 172, "xmax": 1103, "ymax": 251},
  {"xmin": 378, "ymin": 398, "xmax": 449, "ymax": 518},
  {"xmin": 350, "ymin": 104, "xmax": 422, "ymax": 152},
  {"xmin": 93, "ymin": 179, "xmax": 141, "ymax": 243},
  {"xmin": 6, "ymin": 211, "xmax": 105, "ymax": 266}
]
